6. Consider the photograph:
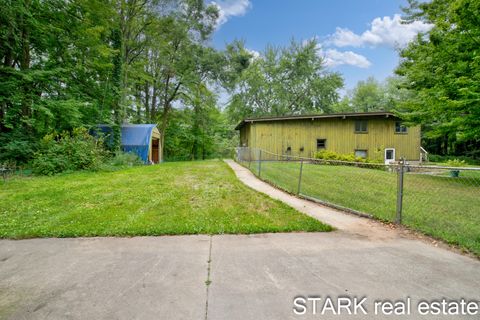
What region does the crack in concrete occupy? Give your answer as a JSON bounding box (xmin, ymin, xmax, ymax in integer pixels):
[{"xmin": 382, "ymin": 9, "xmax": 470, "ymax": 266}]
[{"xmin": 204, "ymin": 235, "xmax": 213, "ymax": 320}]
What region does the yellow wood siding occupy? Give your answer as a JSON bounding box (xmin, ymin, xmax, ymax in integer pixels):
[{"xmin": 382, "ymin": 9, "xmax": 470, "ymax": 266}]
[
  {"xmin": 241, "ymin": 117, "xmax": 421, "ymax": 161},
  {"xmin": 239, "ymin": 125, "xmax": 251, "ymax": 147}
]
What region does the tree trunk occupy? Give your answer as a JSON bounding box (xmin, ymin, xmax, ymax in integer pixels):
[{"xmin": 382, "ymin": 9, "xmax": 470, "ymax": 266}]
[
  {"xmin": 159, "ymin": 106, "xmax": 170, "ymax": 161},
  {"xmin": 144, "ymin": 82, "xmax": 150, "ymax": 120},
  {"xmin": 150, "ymin": 86, "xmax": 157, "ymax": 121},
  {"xmin": 20, "ymin": 0, "xmax": 31, "ymax": 118},
  {"xmin": 111, "ymin": 28, "xmax": 123, "ymax": 150},
  {"xmin": 134, "ymin": 84, "xmax": 142, "ymax": 121},
  {"xmin": 158, "ymin": 79, "xmax": 181, "ymax": 160}
]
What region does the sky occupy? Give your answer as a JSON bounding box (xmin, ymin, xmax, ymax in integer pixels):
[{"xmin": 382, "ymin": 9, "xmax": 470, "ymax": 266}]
[{"xmin": 209, "ymin": 0, "xmax": 432, "ymax": 93}]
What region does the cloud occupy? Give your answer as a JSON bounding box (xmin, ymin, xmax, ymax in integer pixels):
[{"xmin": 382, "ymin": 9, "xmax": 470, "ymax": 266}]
[
  {"xmin": 211, "ymin": 0, "xmax": 251, "ymax": 26},
  {"xmin": 319, "ymin": 48, "xmax": 372, "ymax": 68},
  {"xmin": 329, "ymin": 14, "xmax": 433, "ymax": 48}
]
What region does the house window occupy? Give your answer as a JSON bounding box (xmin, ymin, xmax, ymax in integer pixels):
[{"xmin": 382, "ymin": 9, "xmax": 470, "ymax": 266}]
[
  {"xmin": 317, "ymin": 139, "xmax": 326, "ymax": 149},
  {"xmin": 395, "ymin": 121, "xmax": 408, "ymax": 133},
  {"xmin": 354, "ymin": 150, "xmax": 368, "ymax": 159},
  {"xmin": 355, "ymin": 120, "xmax": 368, "ymax": 133}
]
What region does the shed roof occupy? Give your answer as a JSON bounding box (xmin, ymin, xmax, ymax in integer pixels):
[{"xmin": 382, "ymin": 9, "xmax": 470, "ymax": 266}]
[
  {"xmin": 120, "ymin": 124, "xmax": 157, "ymax": 147},
  {"xmin": 95, "ymin": 124, "xmax": 159, "ymax": 163},
  {"xmin": 96, "ymin": 124, "xmax": 159, "ymax": 147},
  {"xmin": 234, "ymin": 111, "xmax": 398, "ymax": 130}
]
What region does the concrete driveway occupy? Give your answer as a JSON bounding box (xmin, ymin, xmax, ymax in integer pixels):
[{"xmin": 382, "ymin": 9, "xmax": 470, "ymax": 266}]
[
  {"xmin": 1, "ymin": 161, "xmax": 479, "ymax": 319},
  {"xmin": 1, "ymin": 234, "xmax": 479, "ymax": 320}
]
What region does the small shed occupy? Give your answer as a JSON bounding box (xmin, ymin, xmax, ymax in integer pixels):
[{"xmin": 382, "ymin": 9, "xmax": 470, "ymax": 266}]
[
  {"xmin": 121, "ymin": 124, "xmax": 162, "ymax": 163},
  {"xmin": 96, "ymin": 124, "xmax": 162, "ymax": 163}
]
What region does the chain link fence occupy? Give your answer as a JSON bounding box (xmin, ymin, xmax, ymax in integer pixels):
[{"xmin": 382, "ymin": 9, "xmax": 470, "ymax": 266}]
[
  {"xmin": 0, "ymin": 163, "xmax": 31, "ymax": 183},
  {"xmin": 236, "ymin": 147, "xmax": 480, "ymax": 255}
]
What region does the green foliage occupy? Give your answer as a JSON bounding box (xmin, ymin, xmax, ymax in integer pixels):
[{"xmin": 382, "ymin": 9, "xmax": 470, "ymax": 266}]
[
  {"xmin": 445, "ymin": 159, "xmax": 466, "ymax": 167},
  {"xmin": 314, "ymin": 150, "xmax": 364, "ymax": 162},
  {"xmin": 226, "ymin": 39, "xmax": 344, "ymax": 122},
  {"xmin": 0, "ymin": 0, "xmax": 227, "ymax": 164},
  {"xmin": 396, "ymin": 0, "xmax": 480, "ymax": 155},
  {"xmin": 164, "ymin": 106, "xmax": 236, "ymax": 161},
  {"xmin": 0, "ymin": 131, "xmax": 37, "ymax": 163},
  {"xmin": 332, "ymin": 76, "xmax": 413, "ymax": 113},
  {"xmin": 0, "ymin": 0, "xmax": 115, "ymax": 162},
  {"xmin": 351, "ymin": 77, "xmax": 384, "ymax": 112},
  {"xmin": 108, "ymin": 151, "xmax": 144, "ymax": 167},
  {"xmin": 428, "ymin": 154, "xmax": 480, "ymax": 165},
  {"xmin": 31, "ymin": 128, "xmax": 106, "ymax": 175}
]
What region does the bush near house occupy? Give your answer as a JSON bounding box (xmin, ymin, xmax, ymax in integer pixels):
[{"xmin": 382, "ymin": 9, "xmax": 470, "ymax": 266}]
[{"xmin": 314, "ymin": 150, "xmax": 382, "ymax": 163}]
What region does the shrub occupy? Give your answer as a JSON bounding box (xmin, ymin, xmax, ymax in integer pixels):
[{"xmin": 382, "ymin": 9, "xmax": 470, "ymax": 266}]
[
  {"xmin": 108, "ymin": 151, "xmax": 144, "ymax": 167},
  {"xmin": 97, "ymin": 151, "xmax": 144, "ymax": 172},
  {"xmin": 0, "ymin": 131, "xmax": 37, "ymax": 164},
  {"xmin": 445, "ymin": 159, "xmax": 466, "ymax": 167},
  {"xmin": 314, "ymin": 150, "xmax": 366, "ymax": 163},
  {"xmin": 31, "ymin": 128, "xmax": 106, "ymax": 175},
  {"xmin": 429, "ymin": 154, "xmax": 479, "ymax": 165}
]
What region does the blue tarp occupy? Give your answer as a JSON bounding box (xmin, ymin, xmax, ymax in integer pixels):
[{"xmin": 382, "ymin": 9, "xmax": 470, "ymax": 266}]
[
  {"xmin": 94, "ymin": 124, "xmax": 157, "ymax": 163},
  {"xmin": 121, "ymin": 124, "xmax": 156, "ymax": 163}
]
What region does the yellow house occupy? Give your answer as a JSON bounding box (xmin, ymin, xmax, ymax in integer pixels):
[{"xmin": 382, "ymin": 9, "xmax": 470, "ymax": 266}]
[{"xmin": 235, "ymin": 112, "xmax": 423, "ymax": 163}]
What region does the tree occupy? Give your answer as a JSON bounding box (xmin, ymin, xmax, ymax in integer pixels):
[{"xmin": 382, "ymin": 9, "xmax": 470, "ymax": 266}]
[
  {"xmin": 109, "ymin": 0, "xmax": 159, "ymax": 149},
  {"xmin": 130, "ymin": 0, "xmax": 220, "ymax": 159},
  {"xmin": 0, "ymin": 0, "xmax": 230, "ymax": 163},
  {"xmin": 350, "ymin": 77, "xmax": 384, "ymax": 112},
  {"xmin": 332, "ymin": 76, "xmax": 409, "ymax": 113},
  {"xmin": 396, "ymin": 0, "xmax": 480, "ymax": 157},
  {"xmin": 226, "ymin": 39, "xmax": 344, "ymax": 122},
  {"xmin": 0, "ymin": 0, "xmax": 115, "ymax": 162}
]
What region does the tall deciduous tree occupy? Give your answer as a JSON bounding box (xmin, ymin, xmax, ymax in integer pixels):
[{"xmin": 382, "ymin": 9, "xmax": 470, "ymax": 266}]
[
  {"xmin": 332, "ymin": 76, "xmax": 415, "ymax": 114},
  {"xmin": 130, "ymin": 0, "xmax": 219, "ymax": 159},
  {"xmin": 396, "ymin": 0, "xmax": 480, "ymax": 156},
  {"xmin": 226, "ymin": 39, "xmax": 344, "ymax": 122},
  {"xmin": 350, "ymin": 77, "xmax": 384, "ymax": 112},
  {"xmin": 0, "ymin": 0, "xmax": 115, "ymax": 162}
]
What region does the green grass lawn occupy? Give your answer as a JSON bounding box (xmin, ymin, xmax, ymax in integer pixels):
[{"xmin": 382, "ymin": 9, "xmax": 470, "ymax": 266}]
[
  {"xmin": 256, "ymin": 161, "xmax": 480, "ymax": 256},
  {"xmin": 0, "ymin": 160, "xmax": 331, "ymax": 238}
]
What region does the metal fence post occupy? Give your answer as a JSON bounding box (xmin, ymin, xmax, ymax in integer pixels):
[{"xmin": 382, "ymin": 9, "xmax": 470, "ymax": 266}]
[
  {"xmin": 258, "ymin": 149, "xmax": 262, "ymax": 177},
  {"xmin": 396, "ymin": 157, "xmax": 405, "ymax": 224},
  {"xmin": 248, "ymin": 148, "xmax": 252, "ymax": 169},
  {"xmin": 297, "ymin": 159, "xmax": 304, "ymax": 195}
]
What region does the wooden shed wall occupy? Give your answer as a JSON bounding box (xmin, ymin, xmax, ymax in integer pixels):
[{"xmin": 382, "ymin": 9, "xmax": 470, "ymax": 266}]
[
  {"xmin": 148, "ymin": 127, "xmax": 162, "ymax": 163},
  {"xmin": 240, "ymin": 117, "xmax": 421, "ymax": 161}
]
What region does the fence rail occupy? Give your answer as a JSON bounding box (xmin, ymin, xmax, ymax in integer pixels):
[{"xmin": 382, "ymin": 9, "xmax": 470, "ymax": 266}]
[{"xmin": 236, "ymin": 147, "xmax": 480, "ymax": 255}]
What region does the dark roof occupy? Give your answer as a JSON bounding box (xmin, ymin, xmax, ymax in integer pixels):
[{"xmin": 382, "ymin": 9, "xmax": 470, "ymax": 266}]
[{"xmin": 235, "ymin": 111, "xmax": 397, "ymax": 130}]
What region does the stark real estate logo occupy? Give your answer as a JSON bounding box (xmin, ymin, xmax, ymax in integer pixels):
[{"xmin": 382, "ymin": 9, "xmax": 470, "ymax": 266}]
[
  {"xmin": 293, "ymin": 296, "xmax": 368, "ymax": 316},
  {"xmin": 292, "ymin": 296, "xmax": 480, "ymax": 316}
]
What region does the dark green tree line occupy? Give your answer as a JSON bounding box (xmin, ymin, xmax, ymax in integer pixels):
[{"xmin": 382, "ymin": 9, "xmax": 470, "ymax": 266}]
[{"xmin": 0, "ymin": 0, "xmax": 231, "ymax": 162}]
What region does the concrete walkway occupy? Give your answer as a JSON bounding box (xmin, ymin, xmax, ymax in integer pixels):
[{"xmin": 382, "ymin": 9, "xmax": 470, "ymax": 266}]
[
  {"xmin": 0, "ymin": 161, "xmax": 479, "ymax": 319},
  {"xmin": 224, "ymin": 159, "xmax": 403, "ymax": 240}
]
